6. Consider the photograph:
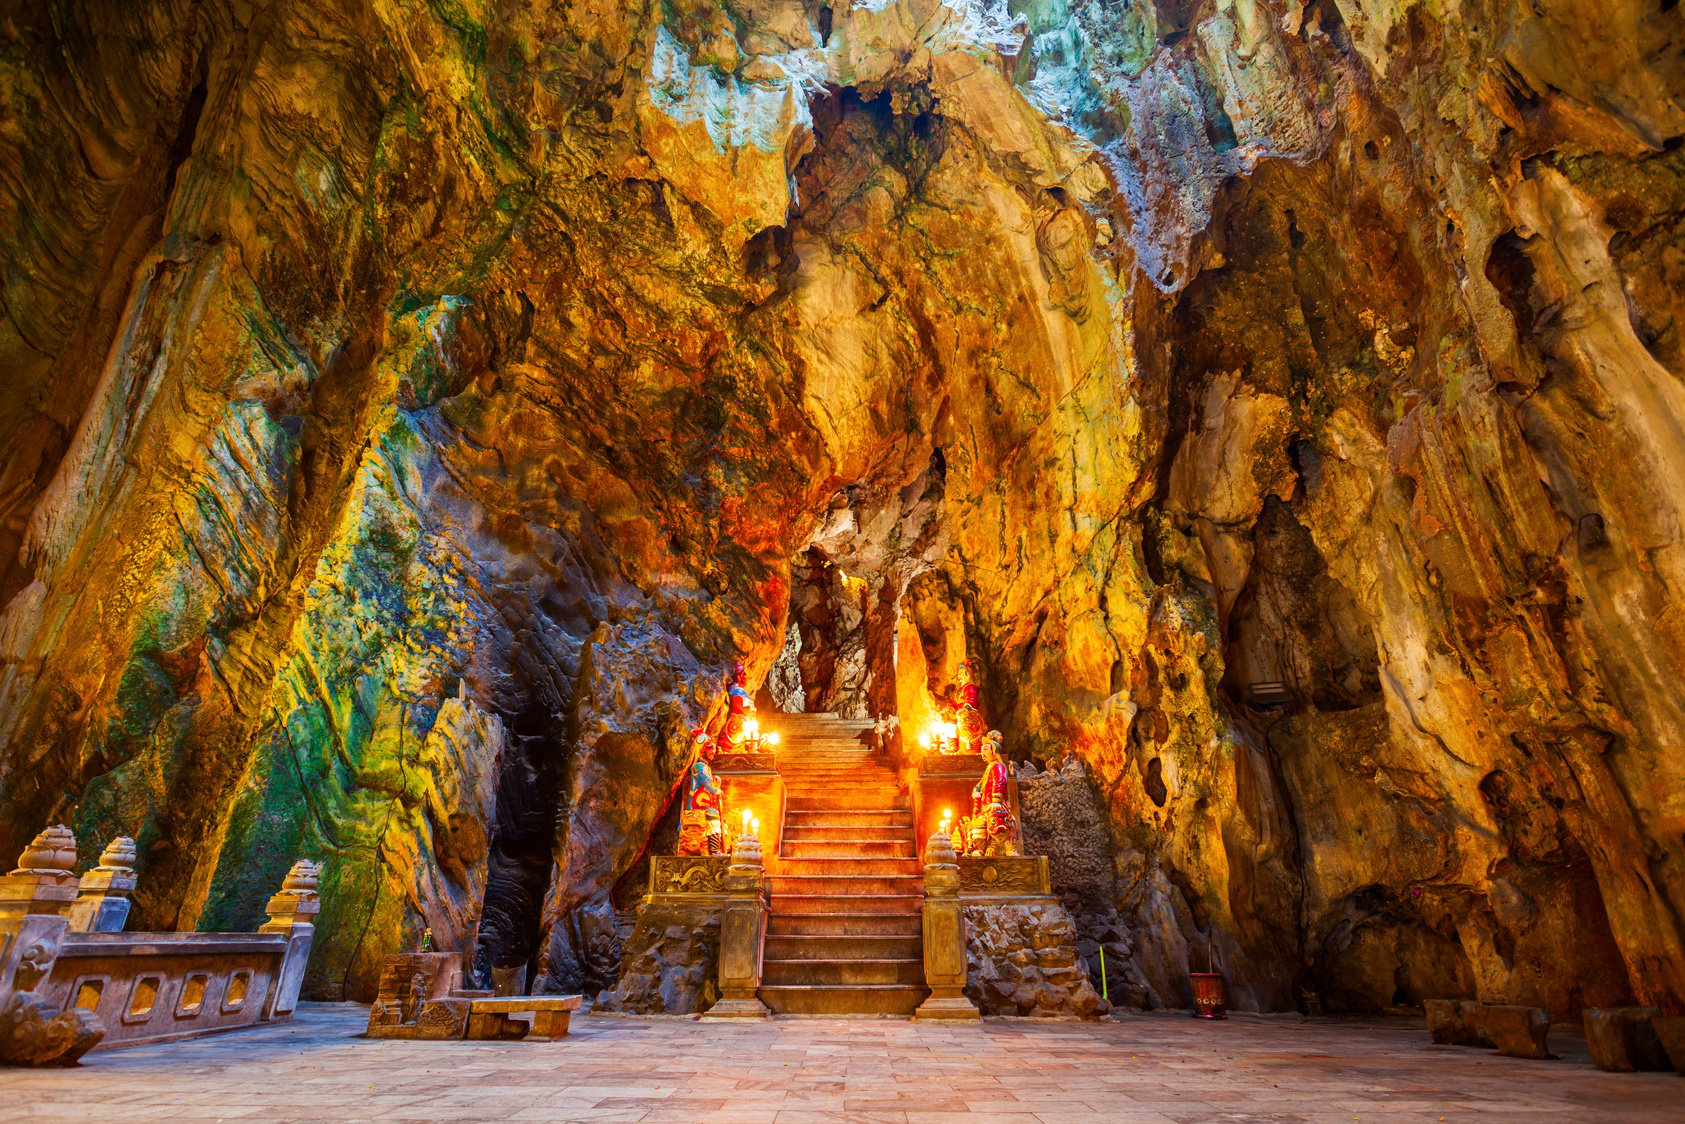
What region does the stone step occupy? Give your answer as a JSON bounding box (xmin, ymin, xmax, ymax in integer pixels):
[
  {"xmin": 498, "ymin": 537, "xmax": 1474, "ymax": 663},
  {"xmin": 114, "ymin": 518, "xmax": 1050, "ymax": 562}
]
[
  {"xmin": 758, "ymin": 984, "xmax": 929, "ymax": 1017},
  {"xmin": 765, "ymin": 912, "xmax": 923, "ymax": 937},
  {"xmin": 764, "ymin": 934, "xmax": 923, "ymax": 961},
  {"xmin": 781, "ymin": 839, "xmax": 917, "ymax": 859},
  {"xmin": 769, "ymin": 893, "xmax": 922, "ymax": 915},
  {"xmin": 775, "ymin": 862, "xmax": 923, "ymax": 876},
  {"xmin": 784, "ymin": 809, "xmax": 913, "ymax": 827},
  {"xmin": 782, "ymin": 795, "xmax": 905, "ymax": 810},
  {"xmin": 768, "ymin": 874, "xmax": 925, "ymax": 895},
  {"xmin": 786, "ymin": 796, "xmax": 910, "ymax": 812},
  {"xmin": 782, "ymin": 825, "xmax": 915, "ymax": 842},
  {"xmin": 777, "ymin": 756, "xmax": 894, "ymax": 765},
  {"xmin": 780, "ymin": 778, "xmax": 899, "ymax": 789},
  {"xmin": 781, "ymin": 821, "xmax": 913, "ymax": 835},
  {"xmin": 778, "ymin": 768, "xmax": 903, "ymax": 778},
  {"xmin": 761, "ymin": 957, "xmax": 927, "ymax": 987}
]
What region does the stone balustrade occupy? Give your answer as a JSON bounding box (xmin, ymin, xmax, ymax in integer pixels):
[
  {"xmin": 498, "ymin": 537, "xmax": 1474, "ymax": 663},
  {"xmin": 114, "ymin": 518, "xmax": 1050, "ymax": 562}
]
[
  {"xmin": 0, "ymin": 826, "xmax": 318, "ymax": 1065},
  {"xmin": 913, "ymin": 831, "xmax": 980, "ymax": 1021},
  {"xmin": 705, "ymin": 832, "xmax": 771, "ymax": 1018}
]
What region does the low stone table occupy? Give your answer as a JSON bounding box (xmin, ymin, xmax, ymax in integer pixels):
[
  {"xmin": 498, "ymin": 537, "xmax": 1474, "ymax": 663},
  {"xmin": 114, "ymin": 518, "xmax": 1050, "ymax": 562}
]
[{"xmin": 466, "ymin": 995, "xmax": 582, "ymax": 1040}]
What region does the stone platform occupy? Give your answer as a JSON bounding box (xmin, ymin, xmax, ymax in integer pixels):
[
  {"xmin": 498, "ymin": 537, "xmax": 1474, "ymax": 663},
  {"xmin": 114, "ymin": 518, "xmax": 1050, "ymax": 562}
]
[{"xmin": 7, "ymin": 1003, "xmax": 1683, "ymax": 1121}]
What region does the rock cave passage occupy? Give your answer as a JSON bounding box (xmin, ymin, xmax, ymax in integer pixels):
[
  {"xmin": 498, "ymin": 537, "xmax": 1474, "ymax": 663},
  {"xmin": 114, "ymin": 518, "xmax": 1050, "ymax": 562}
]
[{"xmin": 3, "ymin": 0, "xmax": 1685, "ymax": 1117}]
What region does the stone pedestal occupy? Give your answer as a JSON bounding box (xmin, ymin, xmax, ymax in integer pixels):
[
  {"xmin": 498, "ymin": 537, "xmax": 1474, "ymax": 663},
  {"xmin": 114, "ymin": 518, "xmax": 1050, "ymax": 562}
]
[
  {"xmin": 260, "ymin": 859, "xmax": 321, "ymax": 1018},
  {"xmin": 914, "ymin": 832, "xmax": 979, "ymax": 1021},
  {"xmin": 67, "ymin": 837, "xmax": 137, "ymax": 933},
  {"xmin": 367, "ymin": 952, "xmax": 472, "ymax": 1040},
  {"xmin": 706, "ymin": 835, "xmax": 769, "ymax": 1018}
]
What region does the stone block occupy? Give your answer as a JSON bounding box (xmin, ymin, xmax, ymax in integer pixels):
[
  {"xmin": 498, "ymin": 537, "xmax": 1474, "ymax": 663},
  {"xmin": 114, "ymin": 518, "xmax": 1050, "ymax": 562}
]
[
  {"xmin": 1583, "ymin": 1007, "xmax": 1669, "ymax": 1072},
  {"xmin": 1425, "ymin": 999, "xmax": 1494, "ymax": 1047},
  {"xmin": 365, "ymin": 952, "xmax": 468, "ymax": 1040},
  {"xmin": 1651, "ymin": 1014, "xmax": 1685, "ymax": 1073},
  {"xmin": 1477, "ymin": 1004, "xmax": 1551, "ymax": 1059}
]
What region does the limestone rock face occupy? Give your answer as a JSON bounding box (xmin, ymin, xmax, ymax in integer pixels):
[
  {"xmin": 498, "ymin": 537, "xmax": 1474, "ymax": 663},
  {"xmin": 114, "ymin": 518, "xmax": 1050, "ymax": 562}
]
[
  {"xmin": 963, "ymin": 901, "xmax": 1107, "ymax": 1018},
  {"xmin": 594, "ymin": 904, "xmax": 721, "ymax": 1016},
  {"xmin": 0, "ymin": 0, "xmax": 1681, "ymax": 1015}
]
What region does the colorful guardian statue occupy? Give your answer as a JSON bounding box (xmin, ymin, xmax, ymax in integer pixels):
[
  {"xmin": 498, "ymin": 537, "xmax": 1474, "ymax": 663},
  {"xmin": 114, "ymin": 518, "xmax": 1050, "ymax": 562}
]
[
  {"xmin": 716, "ymin": 661, "xmax": 758, "ymax": 752},
  {"xmin": 679, "ymin": 726, "xmax": 726, "ymax": 855},
  {"xmin": 945, "ymin": 661, "xmax": 987, "ymax": 754},
  {"xmin": 958, "ymin": 730, "xmax": 1016, "ymax": 857}
]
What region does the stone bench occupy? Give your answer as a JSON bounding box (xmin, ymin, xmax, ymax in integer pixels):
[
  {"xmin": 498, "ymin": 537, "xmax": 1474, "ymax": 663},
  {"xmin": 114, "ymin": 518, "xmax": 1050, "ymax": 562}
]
[
  {"xmin": 1425, "ymin": 999, "xmax": 1550, "ymax": 1058},
  {"xmin": 466, "ymin": 995, "xmax": 582, "ymax": 1041}
]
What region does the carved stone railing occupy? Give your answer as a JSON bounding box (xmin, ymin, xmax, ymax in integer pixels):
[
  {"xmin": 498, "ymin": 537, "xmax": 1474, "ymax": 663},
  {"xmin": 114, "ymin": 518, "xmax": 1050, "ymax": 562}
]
[
  {"xmin": 956, "ymin": 855, "xmax": 1051, "ymax": 900},
  {"xmin": 648, "ymin": 855, "xmax": 732, "ymax": 899},
  {"xmin": 0, "ymin": 826, "xmax": 319, "ymax": 1065}
]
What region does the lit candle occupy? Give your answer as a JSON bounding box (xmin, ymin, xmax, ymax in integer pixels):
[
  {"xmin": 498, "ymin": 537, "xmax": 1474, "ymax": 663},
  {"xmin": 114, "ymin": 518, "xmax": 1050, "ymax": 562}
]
[
  {"xmin": 918, "ymin": 730, "xmax": 931, "ymax": 749},
  {"xmin": 765, "ymin": 731, "xmax": 780, "ymax": 748},
  {"xmin": 741, "ymin": 809, "xmax": 752, "ymax": 836},
  {"xmin": 750, "ymin": 817, "xmax": 760, "ymax": 837}
]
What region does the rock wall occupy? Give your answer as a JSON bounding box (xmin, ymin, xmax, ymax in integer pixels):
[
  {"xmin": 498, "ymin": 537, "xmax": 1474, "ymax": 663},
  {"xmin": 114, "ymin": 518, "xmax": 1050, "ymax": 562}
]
[
  {"xmin": 593, "ymin": 901, "xmax": 721, "ymax": 1016},
  {"xmin": 963, "ymin": 900, "xmax": 1107, "ymax": 1017},
  {"xmin": 0, "ymin": 0, "xmax": 1680, "ymax": 1014}
]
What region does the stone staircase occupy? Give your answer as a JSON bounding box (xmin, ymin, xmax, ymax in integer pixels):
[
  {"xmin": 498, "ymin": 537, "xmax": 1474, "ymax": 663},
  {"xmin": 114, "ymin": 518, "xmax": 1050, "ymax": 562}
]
[{"xmin": 759, "ymin": 712, "xmax": 929, "ymax": 1016}]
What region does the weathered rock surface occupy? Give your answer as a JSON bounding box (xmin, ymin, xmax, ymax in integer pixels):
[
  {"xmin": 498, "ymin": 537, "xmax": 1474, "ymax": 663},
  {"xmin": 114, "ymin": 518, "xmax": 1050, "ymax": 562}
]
[
  {"xmin": 593, "ymin": 904, "xmax": 721, "ymax": 1016},
  {"xmin": 963, "ymin": 901, "xmax": 1106, "ymax": 1018},
  {"xmin": 0, "ymin": 0, "xmax": 1680, "ymax": 1015}
]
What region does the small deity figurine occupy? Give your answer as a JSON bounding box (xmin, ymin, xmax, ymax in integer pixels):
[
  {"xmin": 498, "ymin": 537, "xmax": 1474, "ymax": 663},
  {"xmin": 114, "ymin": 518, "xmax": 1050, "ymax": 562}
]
[
  {"xmin": 944, "ymin": 661, "xmax": 987, "ymax": 754},
  {"xmin": 716, "ymin": 661, "xmax": 758, "ymax": 753},
  {"xmin": 957, "ymin": 731, "xmax": 1016, "ymax": 857},
  {"xmin": 679, "ymin": 726, "xmax": 726, "ymax": 856}
]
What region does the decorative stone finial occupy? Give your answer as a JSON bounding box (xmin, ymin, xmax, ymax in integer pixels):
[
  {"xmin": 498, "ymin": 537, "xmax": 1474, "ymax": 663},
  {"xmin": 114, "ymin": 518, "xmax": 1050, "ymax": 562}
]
[
  {"xmin": 730, "ymin": 833, "xmax": 764, "ymax": 868},
  {"xmin": 262, "ymin": 858, "xmax": 324, "ymax": 933},
  {"xmin": 924, "ymin": 830, "xmax": 958, "ymax": 868},
  {"xmin": 96, "ymin": 836, "xmax": 137, "ymax": 872},
  {"xmin": 281, "ymin": 859, "xmax": 321, "ymax": 894},
  {"xmin": 12, "ymin": 825, "xmax": 77, "ymax": 875}
]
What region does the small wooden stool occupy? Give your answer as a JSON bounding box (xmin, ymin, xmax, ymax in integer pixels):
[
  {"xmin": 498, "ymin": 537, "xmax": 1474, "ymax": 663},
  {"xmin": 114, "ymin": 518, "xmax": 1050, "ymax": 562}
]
[{"xmin": 465, "ymin": 995, "xmax": 583, "ymax": 1040}]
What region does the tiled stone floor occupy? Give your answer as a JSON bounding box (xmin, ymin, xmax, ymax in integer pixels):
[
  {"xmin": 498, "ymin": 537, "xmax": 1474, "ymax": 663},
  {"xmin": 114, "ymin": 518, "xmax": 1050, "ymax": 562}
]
[{"xmin": 9, "ymin": 1003, "xmax": 1680, "ymax": 1122}]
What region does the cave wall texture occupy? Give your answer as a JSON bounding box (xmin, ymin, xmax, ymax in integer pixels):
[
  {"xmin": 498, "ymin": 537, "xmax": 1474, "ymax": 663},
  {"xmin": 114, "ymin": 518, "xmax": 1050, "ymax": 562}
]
[{"xmin": 0, "ymin": 0, "xmax": 1681, "ymax": 1015}]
